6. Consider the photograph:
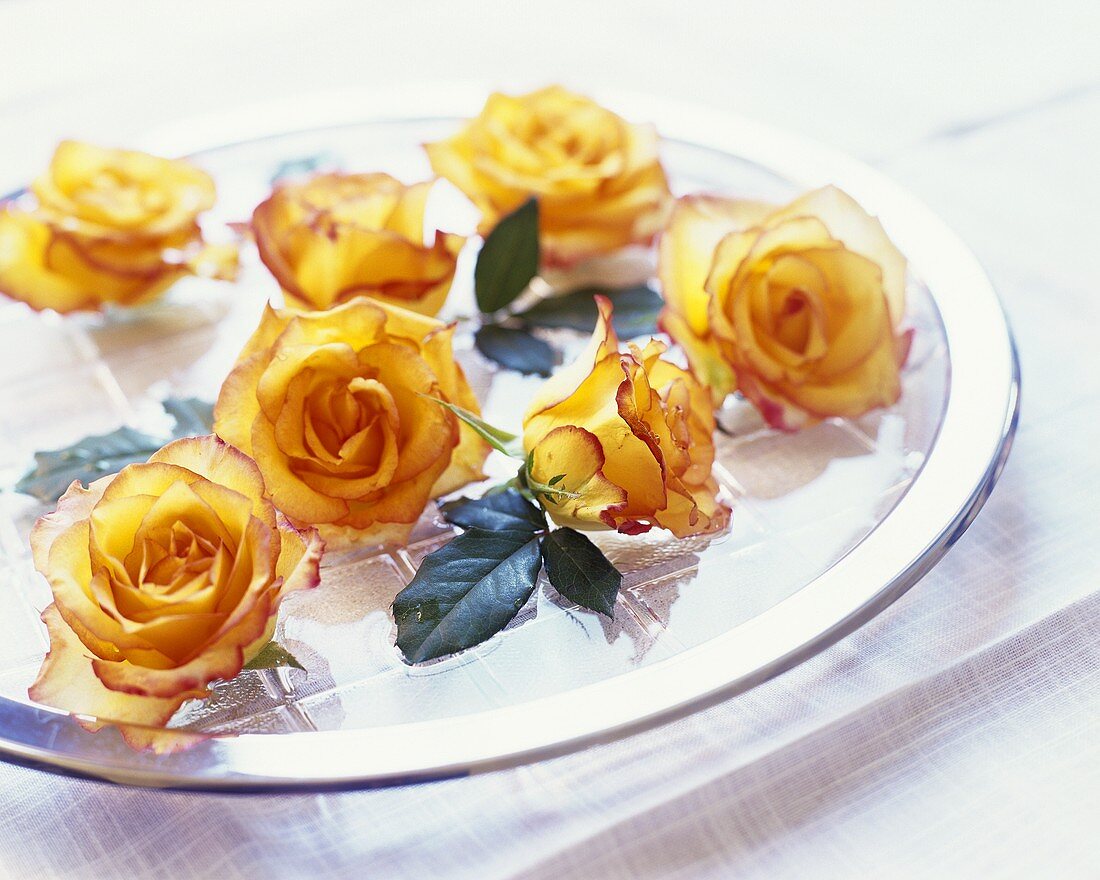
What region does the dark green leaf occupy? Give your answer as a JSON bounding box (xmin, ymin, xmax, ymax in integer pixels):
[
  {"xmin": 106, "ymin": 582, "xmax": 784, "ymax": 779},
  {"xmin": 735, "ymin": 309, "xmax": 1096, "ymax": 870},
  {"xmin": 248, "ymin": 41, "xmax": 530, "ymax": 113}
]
[
  {"xmin": 14, "ymin": 397, "xmax": 218, "ymax": 503},
  {"xmin": 474, "ymin": 324, "xmax": 555, "ymax": 377},
  {"xmin": 421, "ymin": 395, "xmax": 522, "ymax": 457},
  {"xmin": 442, "ymin": 488, "xmax": 547, "ymax": 533},
  {"xmin": 243, "ymin": 642, "xmax": 306, "ymax": 671},
  {"xmin": 15, "ymin": 426, "xmax": 166, "ymax": 503},
  {"xmin": 162, "ymin": 397, "xmax": 215, "ymax": 436},
  {"xmin": 542, "ymin": 528, "xmax": 622, "ymax": 617},
  {"xmin": 474, "ymin": 197, "xmax": 540, "ymax": 313},
  {"xmin": 517, "ymin": 284, "xmax": 664, "ymax": 338},
  {"xmin": 393, "ymin": 528, "xmax": 542, "ymax": 663}
]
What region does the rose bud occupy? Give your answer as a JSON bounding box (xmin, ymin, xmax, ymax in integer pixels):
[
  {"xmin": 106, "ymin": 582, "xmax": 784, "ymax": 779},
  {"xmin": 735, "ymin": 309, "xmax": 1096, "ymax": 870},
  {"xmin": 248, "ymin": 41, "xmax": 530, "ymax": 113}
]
[{"xmin": 523, "ymin": 296, "xmax": 729, "ymax": 538}]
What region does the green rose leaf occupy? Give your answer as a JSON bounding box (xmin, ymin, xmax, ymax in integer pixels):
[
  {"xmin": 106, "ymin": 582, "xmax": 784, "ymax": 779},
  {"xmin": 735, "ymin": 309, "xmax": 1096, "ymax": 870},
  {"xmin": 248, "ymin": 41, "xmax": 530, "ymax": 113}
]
[
  {"xmin": 474, "ymin": 197, "xmax": 540, "ymax": 313},
  {"xmin": 15, "ymin": 426, "xmax": 166, "ymax": 503},
  {"xmin": 541, "ymin": 527, "xmax": 622, "ymax": 618},
  {"xmin": 243, "ymin": 642, "xmax": 306, "ymax": 671},
  {"xmin": 474, "ymin": 324, "xmax": 555, "ymax": 377},
  {"xmin": 442, "ymin": 487, "xmax": 547, "ymax": 533},
  {"xmin": 421, "ymin": 396, "xmax": 523, "ymax": 458},
  {"xmin": 162, "ymin": 396, "xmax": 215, "ymax": 436},
  {"xmin": 13, "ymin": 397, "xmax": 217, "ymax": 504},
  {"xmin": 393, "ymin": 528, "xmax": 543, "ymax": 663},
  {"xmin": 517, "ymin": 284, "xmax": 664, "ymax": 338}
]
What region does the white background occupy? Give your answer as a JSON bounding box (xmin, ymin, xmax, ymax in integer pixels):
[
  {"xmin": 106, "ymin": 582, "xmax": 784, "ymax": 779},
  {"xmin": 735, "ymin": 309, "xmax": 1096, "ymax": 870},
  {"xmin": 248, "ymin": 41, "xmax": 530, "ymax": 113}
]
[{"xmin": 0, "ymin": 1, "xmax": 1098, "ymax": 877}]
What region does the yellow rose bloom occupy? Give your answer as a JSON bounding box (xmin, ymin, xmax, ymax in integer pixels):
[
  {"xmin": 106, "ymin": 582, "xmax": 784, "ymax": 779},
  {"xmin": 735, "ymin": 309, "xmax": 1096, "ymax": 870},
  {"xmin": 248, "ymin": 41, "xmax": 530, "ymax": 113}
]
[
  {"xmin": 425, "ymin": 85, "xmax": 671, "ymax": 267},
  {"xmin": 214, "ymin": 296, "xmax": 489, "ymax": 544},
  {"xmin": 523, "ymin": 296, "xmax": 729, "ymax": 538},
  {"xmin": 659, "ymin": 186, "xmax": 911, "ymax": 430},
  {"xmin": 0, "ymin": 140, "xmax": 236, "ymax": 313},
  {"xmin": 251, "ymin": 172, "xmax": 465, "ymax": 315},
  {"xmin": 29, "ymin": 435, "xmax": 322, "ymax": 752}
]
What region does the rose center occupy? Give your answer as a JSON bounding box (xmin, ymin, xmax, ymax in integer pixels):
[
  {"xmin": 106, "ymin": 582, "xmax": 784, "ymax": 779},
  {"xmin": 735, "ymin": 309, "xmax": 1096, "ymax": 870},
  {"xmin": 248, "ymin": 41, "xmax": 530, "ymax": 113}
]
[
  {"xmin": 77, "ymin": 171, "xmax": 164, "ymax": 217},
  {"xmin": 138, "ymin": 521, "xmax": 217, "ymax": 595},
  {"xmin": 302, "ymin": 374, "xmax": 400, "ymax": 479},
  {"xmin": 307, "ymin": 189, "xmax": 397, "ymax": 235},
  {"xmin": 774, "ymin": 290, "xmax": 813, "ymax": 353}
]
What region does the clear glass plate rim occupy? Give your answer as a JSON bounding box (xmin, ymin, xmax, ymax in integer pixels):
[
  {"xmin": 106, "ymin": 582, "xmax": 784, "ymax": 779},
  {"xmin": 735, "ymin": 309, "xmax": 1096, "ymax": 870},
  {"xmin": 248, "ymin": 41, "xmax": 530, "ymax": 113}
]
[{"xmin": 0, "ymin": 84, "xmax": 1020, "ymax": 790}]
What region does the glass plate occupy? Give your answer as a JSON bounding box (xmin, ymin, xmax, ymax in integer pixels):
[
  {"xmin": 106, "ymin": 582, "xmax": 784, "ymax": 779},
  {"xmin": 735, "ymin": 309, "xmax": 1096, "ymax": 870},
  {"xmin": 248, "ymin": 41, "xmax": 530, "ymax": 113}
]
[{"xmin": 0, "ymin": 88, "xmax": 1018, "ymax": 790}]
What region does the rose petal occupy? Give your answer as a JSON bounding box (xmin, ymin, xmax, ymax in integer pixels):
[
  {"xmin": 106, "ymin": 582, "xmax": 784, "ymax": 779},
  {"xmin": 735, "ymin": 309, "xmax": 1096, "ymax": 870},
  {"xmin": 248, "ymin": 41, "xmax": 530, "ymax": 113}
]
[
  {"xmin": 765, "ymin": 185, "xmax": 907, "ymax": 326},
  {"xmin": 425, "ymin": 86, "xmax": 671, "ymax": 266},
  {"xmin": 29, "ymin": 605, "xmax": 205, "ymax": 743},
  {"xmin": 529, "ymin": 425, "xmax": 628, "ymax": 530}
]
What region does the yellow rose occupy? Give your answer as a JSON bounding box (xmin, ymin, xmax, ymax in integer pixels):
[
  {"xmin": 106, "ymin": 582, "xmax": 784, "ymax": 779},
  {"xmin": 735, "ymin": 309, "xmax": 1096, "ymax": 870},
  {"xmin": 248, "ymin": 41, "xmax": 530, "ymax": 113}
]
[
  {"xmin": 659, "ymin": 186, "xmax": 911, "ymax": 430},
  {"xmin": 0, "ymin": 140, "xmax": 236, "ymax": 313},
  {"xmin": 251, "ymin": 172, "xmax": 465, "ymax": 315},
  {"xmin": 214, "ymin": 296, "xmax": 489, "ymax": 544},
  {"xmin": 523, "ymin": 296, "xmax": 729, "ymax": 538},
  {"xmin": 29, "ymin": 435, "xmax": 322, "ymax": 752},
  {"xmin": 425, "ymin": 85, "xmax": 671, "ymax": 267}
]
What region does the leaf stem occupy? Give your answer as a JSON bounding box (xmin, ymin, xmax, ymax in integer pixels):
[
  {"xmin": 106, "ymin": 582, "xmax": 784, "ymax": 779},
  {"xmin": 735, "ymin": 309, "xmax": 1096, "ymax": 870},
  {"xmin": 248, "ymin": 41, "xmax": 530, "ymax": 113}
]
[{"xmin": 419, "ymin": 395, "xmax": 524, "ymax": 458}]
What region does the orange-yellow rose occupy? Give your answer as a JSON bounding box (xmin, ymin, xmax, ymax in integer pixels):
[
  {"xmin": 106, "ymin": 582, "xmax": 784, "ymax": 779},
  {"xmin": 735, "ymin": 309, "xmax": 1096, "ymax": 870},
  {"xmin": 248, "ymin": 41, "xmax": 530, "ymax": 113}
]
[
  {"xmin": 0, "ymin": 140, "xmax": 236, "ymax": 313},
  {"xmin": 251, "ymin": 172, "xmax": 465, "ymax": 315},
  {"xmin": 214, "ymin": 296, "xmax": 490, "ymax": 544},
  {"xmin": 523, "ymin": 296, "xmax": 729, "ymax": 538},
  {"xmin": 425, "ymin": 85, "xmax": 671, "ymax": 267},
  {"xmin": 29, "ymin": 435, "xmax": 322, "ymax": 752},
  {"xmin": 659, "ymin": 186, "xmax": 911, "ymax": 430}
]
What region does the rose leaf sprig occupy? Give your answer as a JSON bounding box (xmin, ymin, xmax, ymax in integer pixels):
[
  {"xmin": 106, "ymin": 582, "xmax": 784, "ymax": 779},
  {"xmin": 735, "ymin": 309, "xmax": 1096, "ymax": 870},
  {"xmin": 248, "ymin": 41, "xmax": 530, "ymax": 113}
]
[
  {"xmin": 471, "ymin": 197, "xmax": 670, "ymax": 378},
  {"xmin": 396, "ymin": 292, "xmax": 732, "ymax": 664},
  {"xmin": 470, "ymin": 197, "xmax": 554, "ymax": 377},
  {"xmin": 392, "ymin": 402, "xmax": 621, "ymax": 664}
]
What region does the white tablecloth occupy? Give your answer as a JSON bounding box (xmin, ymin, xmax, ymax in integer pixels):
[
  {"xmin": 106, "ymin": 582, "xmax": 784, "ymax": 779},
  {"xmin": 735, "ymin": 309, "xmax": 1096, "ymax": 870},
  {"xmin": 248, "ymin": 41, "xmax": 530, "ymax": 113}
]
[{"xmin": 1, "ymin": 1, "xmax": 1098, "ymax": 877}]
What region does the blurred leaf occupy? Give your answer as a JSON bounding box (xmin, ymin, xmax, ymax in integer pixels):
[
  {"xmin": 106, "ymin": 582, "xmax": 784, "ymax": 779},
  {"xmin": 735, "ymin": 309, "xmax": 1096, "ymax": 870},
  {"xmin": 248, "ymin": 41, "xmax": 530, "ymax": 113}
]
[
  {"xmin": 14, "ymin": 396, "xmax": 216, "ymax": 504},
  {"xmin": 269, "ymin": 152, "xmax": 341, "ymax": 185},
  {"xmin": 161, "ymin": 397, "xmax": 215, "ymax": 436},
  {"xmin": 474, "ymin": 324, "xmax": 555, "ymax": 377},
  {"xmin": 517, "ymin": 284, "xmax": 664, "ymax": 338},
  {"xmin": 474, "ymin": 198, "xmax": 540, "ymax": 312},
  {"xmin": 14, "ymin": 427, "xmax": 165, "ymax": 503}
]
